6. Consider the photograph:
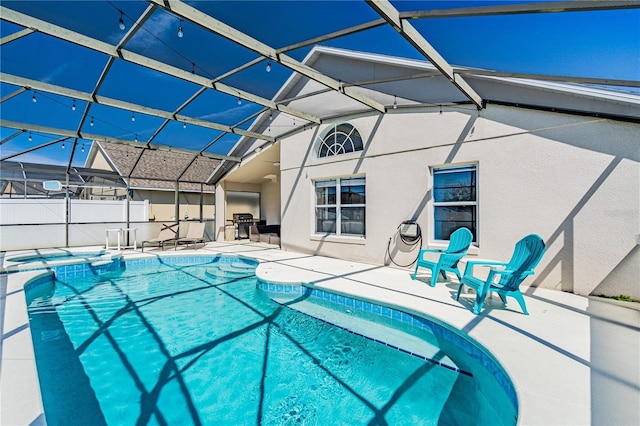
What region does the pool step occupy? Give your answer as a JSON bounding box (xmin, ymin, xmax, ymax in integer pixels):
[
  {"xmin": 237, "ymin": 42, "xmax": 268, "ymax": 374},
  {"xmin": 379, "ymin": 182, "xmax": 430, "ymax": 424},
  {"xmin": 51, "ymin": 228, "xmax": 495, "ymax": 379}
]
[
  {"xmin": 213, "ymin": 262, "xmax": 255, "ymax": 273},
  {"xmin": 205, "ymin": 263, "xmax": 255, "ymax": 279},
  {"xmin": 230, "ymin": 262, "xmax": 256, "ymax": 272}
]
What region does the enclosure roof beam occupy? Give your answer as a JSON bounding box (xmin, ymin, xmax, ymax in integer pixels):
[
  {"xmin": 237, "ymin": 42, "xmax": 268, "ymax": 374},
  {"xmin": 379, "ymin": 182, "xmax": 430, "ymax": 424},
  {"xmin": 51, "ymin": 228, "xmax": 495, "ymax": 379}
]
[
  {"xmin": 0, "ymin": 72, "xmax": 275, "ymax": 143},
  {"xmin": 0, "ymin": 87, "xmax": 26, "ymax": 104},
  {"xmin": 455, "ymin": 69, "xmax": 640, "ymax": 88},
  {"xmin": 399, "ymin": 1, "xmax": 640, "ymax": 19},
  {"xmin": 277, "ymin": 19, "xmax": 387, "ymax": 54},
  {"xmin": 74, "ymin": 4, "xmax": 157, "ymax": 142},
  {"xmin": 146, "ymin": 87, "xmax": 209, "ymax": 149},
  {"xmin": 1, "ymin": 137, "xmax": 71, "ymax": 162},
  {"xmin": 275, "ymin": 1, "xmax": 640, "ymax": 55},
  {"xmin": 149, "ymin": 0, "xmax": 387, "ymax": 113},
  {"xmin": 0, "ymin": 129, "xmax": 26, "ymax": 146},
  {"xmin": 0, "ymin": 119, "xmax": 241, "ymax": 162},
  {"xmin": 366, "ymin": 0, "xmax": 483, "ymax": 109},
  {"xmin": 0, "ymin": 28, "xmax": 34, "ymax": 46},
  {"xmin": 0, "ymin": 5, "xmax": 321, "ymax": 125}
]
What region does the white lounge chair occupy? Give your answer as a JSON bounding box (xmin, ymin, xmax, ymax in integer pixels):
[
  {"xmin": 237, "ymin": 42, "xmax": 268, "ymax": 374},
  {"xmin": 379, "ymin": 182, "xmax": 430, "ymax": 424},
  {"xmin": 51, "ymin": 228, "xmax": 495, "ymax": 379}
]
[
  {"xmin": 175, "ymin": 222, "xmax": 206, "ymax": 250},
  {"xmin": 141, "ymin": 223, "xmax": 179, "ymax": 251}
]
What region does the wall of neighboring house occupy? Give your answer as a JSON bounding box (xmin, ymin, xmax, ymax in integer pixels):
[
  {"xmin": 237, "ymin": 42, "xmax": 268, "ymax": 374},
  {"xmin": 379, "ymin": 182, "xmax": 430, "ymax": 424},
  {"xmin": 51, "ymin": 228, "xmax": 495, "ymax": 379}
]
[
  {"xmin": 278, "ymin": 104, "xmax": 640, "ymax": 299},
  {"xmin": 86, "ymin": 146, "xmax": 215, "ymax": 220},
  {"xmin": 91, "ymin": 148, "xmax": 113, "ymax": 170},
  {"xmin": 131, "ymin": 189, "xmax": 215, "ymax": 221},
  {"xmin": 85, "ymin": 148, "xmax": 127, "ymax": 199}
]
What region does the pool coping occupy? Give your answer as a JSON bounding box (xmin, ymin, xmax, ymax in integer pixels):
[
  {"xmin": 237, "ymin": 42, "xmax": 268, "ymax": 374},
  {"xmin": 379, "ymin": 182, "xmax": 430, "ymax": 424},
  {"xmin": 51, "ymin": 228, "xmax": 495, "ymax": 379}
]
[
  {"xmin": 1, "ymin": 242, "xmax": 639, "ymax": 425},
  {"xmin": 1, "ymin": 267, "xmax": 52, "ymax": 426},
  {"xmin": 1, "ymin": 248, "xmax": 121, "ymax": 274}
]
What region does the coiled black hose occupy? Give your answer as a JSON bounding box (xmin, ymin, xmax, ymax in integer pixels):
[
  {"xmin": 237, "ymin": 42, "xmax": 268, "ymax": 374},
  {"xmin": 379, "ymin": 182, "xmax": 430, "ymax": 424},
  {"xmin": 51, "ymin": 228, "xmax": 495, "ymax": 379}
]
[{"xmin": 387, "ymin": 221, "xmax": 423, "ymax": 268}]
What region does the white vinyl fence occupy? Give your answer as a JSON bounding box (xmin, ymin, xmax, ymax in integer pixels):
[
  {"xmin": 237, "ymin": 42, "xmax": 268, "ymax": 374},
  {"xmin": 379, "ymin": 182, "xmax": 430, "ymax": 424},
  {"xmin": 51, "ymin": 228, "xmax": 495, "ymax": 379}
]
[{"xmin": 0, "ymin": 199, "xmax": 156, "ymax": 250}]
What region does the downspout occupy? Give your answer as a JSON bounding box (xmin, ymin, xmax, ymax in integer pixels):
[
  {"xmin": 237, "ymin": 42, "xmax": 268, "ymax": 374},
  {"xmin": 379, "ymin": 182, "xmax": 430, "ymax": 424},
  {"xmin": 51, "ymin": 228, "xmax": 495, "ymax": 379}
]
[
  {"xmin": 21, "ymin": 163, "xmax": 26, "ymax": 198},
  {"xmin": 200, "ymin": 183, "xmax": 203, "ymax": 221},
  {"xmin": 126, "ymin": 178, "xmax": 131, "ymax": 247},
  {"xmin": 174, "ymin": 181, "xmax": 179, "ymax": 225}
]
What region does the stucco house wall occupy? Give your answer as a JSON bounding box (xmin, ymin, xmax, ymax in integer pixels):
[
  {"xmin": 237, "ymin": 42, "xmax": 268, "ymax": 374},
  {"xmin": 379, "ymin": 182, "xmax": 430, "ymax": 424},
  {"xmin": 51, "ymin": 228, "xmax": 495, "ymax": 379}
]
[
  {"xmin": 130, "ymin": 189, "xmax": 214, "ymax": 221},
  {"xmin": 214, "ymin": 181, "xmax": 263, "ymax": 241},
  {"xmin": 279, "ymin": 104, "xmax": 639, "ymax": 299},
  {"xmin": 84, "ymin": 141, "xmax": 218, "ymax": 222},
  {"xmin": 261, "ymin": 179, "xmax": 281, "ymax": 226}
]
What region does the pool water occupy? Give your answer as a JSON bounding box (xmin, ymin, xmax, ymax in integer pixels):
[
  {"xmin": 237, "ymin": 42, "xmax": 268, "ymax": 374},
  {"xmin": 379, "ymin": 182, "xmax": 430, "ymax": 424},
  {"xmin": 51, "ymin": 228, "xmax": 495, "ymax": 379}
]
[{"xmin": 26, "ymin": 256, "xmax": 516, "ymax": 425}]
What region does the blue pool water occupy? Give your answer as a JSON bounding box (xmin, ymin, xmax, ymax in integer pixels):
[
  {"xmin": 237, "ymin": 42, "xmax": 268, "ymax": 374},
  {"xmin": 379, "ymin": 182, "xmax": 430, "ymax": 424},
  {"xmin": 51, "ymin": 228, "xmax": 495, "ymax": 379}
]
[{"xmin": 26, "ymin": 255, "xmax": 516, "ymax": 425}]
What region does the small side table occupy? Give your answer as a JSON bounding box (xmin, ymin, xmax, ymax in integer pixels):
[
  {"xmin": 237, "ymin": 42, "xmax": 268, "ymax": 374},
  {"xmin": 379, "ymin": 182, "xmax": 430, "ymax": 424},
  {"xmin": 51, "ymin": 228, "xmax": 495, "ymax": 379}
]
[
  {"xmin": 105, "ymin": 228, "xmax": 138, "ymax": 250},
  {"xmin": 121, "ymin": 227, "xmax": 138, "ymax": 250},
  {"xmin": 105, "ymin": 228, "xmax": 122, "ymax": 250}
]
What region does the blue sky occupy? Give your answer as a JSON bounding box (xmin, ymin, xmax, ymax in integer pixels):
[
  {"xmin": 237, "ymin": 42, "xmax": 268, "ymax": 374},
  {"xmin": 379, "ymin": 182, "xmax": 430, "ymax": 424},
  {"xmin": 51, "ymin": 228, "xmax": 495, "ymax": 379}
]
[{"xmin": 1, "ymin": 0, "xmax": 639, "ymax": 166}]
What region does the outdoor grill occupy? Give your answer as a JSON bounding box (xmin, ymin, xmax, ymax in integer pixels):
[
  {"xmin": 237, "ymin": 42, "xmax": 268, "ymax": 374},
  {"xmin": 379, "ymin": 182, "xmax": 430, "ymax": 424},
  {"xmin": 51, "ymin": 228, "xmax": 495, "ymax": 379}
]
[{"xmin": 232, "ymin": 213, "xmax": 255, "ymax": 239}]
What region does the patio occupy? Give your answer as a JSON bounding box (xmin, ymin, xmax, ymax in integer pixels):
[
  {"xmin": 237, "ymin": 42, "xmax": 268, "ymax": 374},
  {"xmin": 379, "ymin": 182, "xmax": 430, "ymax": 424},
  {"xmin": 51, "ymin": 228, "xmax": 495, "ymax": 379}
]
[
  {"xmin": 1, "ymin": 2, "xmax": 639, "ymax": 424},
  {"xmin": 1, "ymin": 241, "xmax": 638, "ymax": 425}
]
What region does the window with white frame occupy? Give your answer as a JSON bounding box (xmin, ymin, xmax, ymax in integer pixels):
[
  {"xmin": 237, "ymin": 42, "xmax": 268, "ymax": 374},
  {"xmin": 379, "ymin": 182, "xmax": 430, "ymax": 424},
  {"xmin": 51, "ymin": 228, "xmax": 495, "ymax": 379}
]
[
  {"xmin": 317, "ymin": 123, "xmax": 363, "ymax": 158},
  {"xmin": 315, "ymin": 177, "xmax": 365, "ymax": 236},
  {"xmin": 433, "ymin": 164, "xmax": 477, "ymax": 242}
]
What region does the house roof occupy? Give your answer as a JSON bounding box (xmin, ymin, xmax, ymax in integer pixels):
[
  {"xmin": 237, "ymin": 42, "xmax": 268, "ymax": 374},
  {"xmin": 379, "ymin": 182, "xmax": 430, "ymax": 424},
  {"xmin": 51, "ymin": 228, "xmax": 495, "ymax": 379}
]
[
  {"xmin": 213, "ymin": 45, "xmax": 640, "ymax": 184},
  {"xmin": 87, "ymin": 141, "xmax": 218, "ymax": 192}
]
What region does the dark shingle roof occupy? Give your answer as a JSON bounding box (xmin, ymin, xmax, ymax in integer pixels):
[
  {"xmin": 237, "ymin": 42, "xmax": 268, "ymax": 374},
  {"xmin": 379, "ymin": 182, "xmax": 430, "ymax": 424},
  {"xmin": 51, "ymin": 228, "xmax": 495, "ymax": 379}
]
[{"xmin": 94, "ymin": 142, "xmax": 219, "ymax": 192}]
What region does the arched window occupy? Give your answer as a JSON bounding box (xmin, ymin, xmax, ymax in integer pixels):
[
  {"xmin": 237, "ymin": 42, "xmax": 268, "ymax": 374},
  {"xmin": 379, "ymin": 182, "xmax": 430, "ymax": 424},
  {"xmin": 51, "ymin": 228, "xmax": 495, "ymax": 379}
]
[{"xmin": 317, "ymin": 123, "xmax": 363, "ymax": 158}]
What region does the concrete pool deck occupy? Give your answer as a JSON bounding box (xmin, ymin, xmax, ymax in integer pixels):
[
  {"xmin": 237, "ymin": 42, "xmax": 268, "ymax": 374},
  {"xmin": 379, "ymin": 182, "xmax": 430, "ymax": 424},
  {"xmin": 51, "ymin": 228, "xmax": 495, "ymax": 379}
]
[{"xmin": 2, "ymin": 241, "xmax": 639, "ymax": 425}]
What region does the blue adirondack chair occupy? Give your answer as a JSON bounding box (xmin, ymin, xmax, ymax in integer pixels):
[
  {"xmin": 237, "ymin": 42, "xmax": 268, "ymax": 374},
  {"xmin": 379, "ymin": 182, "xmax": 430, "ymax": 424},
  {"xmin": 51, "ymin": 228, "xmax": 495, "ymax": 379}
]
[
  {"xmin": 456, "ymin": 234, "xmax": 546, "ymax": 315},
  {"xmin": 412, "ymin": 227, "xmax": 473, "ymax": 287}
]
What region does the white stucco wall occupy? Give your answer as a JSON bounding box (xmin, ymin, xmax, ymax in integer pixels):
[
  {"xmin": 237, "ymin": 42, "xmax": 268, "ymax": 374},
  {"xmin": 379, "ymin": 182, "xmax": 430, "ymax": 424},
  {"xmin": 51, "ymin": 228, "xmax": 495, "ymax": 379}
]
[
  {"xmin": 214, "ymin": 182, "xmax": 263, "ymax": 241},
  {"xmin": 278, "ymin": 104, "xmax": 640, "ymax": 299},
  {"xmin": 260, "ymin": 179, "xmax": 281, "ymax": 225},
  {"xmin": 215, "ymin": 183, "xmax": 227, "ymax": 242}
]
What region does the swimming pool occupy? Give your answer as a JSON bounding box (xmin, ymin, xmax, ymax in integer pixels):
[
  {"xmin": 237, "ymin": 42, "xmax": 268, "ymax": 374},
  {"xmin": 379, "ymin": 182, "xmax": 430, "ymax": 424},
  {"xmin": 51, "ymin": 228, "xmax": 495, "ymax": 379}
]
[{"xmin": 25, "ymin": 254, "xmax": 517, "ymax": 425}]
